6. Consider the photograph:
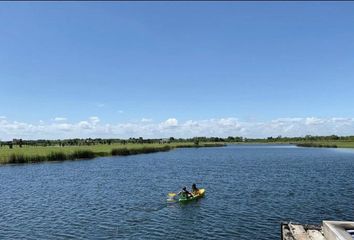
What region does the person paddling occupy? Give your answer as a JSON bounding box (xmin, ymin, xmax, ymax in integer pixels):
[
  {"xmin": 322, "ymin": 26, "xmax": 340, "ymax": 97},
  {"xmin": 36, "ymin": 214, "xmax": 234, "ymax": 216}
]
[
  {"xmin": 191, "ymin": 183, "xmax": 200, "ymax": 195},
  {"xmin": 178, "ymin": 186, "xmax": 193, "ymax": 199}
]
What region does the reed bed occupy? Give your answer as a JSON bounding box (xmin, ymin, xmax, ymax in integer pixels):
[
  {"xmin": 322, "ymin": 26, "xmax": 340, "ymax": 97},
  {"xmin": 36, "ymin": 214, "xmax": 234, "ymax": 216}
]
[
  {"xmin": 297, "ymin": 143, "xmax": 338, "ymax": 148},
  {"xmin": 111, "ymin": 145, "xmax": 172, "ymax": 156},
  {"xmin": 0, "ymin": 142, "xmax": 226, "ymax": 165},
  {"xmin": 7, "ymin": 150, "xmax": 96, "ymax": 164}
]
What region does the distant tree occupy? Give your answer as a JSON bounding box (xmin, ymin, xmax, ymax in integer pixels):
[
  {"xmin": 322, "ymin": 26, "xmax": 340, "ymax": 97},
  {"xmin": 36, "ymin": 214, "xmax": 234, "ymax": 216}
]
[
  {"xmin": 329, "ymin": 135, "xmax": 339, "ymax": 140},
  {"xmin": 227, "ymin": 136, "xmax": 235, "ymax": 142},
  {"xmin": 234, "ymin": 137, "xmax": 243, "ymax": 142},
  {"xmin": 305, "ymin": 135, "xmax": 312, "ymax": 141}
]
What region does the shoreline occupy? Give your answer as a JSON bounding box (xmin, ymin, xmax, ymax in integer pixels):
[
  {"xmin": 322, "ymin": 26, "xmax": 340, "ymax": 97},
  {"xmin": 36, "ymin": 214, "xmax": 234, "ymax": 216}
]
[
  {"xmin": 2, "ymin": 140, "xmax": 354, "ymax": 165},
  {"xmin": 227, "ymin": 141, "xmax": 354, "ymax": 149},
  {"xmin": 0, "ymin": 143, "xmax": 226, "ymax": 165}
]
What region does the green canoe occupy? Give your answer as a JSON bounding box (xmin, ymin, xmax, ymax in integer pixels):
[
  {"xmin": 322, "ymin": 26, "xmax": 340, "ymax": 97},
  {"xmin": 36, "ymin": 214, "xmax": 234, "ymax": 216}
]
[{"xmin": 178, "ymin": 189, "xmax": 205, "ymax": 203}]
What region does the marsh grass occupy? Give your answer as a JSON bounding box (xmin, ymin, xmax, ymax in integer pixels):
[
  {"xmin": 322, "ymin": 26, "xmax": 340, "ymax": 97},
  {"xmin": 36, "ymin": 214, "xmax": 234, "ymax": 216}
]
[
  {"xmin": 177, "ymin": 143, "xmax": 226, "ymax": 148},
  {"xmin": 48, "ymin": 152, "xmax": 67, "ymax": 161},
  {"xmin": 7, "ymin": 150, "xmax": 96, "ymax": 164},
  {"xmin": 70, "ymin": 150, "xmax": 96, "ymax": 159},
  {"xmin": 8, "ymin": 154, "xmax": 48, "ymax": 164},
  {"xmin": 0, "ymin": 142, "xmax": 225, "ymax": 165},
  {"xmin": 297, "ymin": 143, "xmax": 338, "ymax": 148},
  {"xmin": 111, "ymin": 145, "xmax": 172, "ymax": 156}
]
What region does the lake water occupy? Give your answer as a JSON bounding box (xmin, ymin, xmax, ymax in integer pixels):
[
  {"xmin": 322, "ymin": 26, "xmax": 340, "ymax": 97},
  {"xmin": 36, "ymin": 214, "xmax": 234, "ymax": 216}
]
[{"xmin": 1, "ymin": 144, "xmax": 354, "ymax": 239}]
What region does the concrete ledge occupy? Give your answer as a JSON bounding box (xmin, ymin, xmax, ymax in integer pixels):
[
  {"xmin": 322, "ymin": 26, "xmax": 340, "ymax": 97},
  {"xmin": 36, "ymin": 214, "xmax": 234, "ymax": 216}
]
[
  {"xmin": 281, "ymin": 221, "xmax": 354, "ymax": 240},
  {"xmin": 323, "ymin": 221, "xmax": 354, "ymax": 240}
]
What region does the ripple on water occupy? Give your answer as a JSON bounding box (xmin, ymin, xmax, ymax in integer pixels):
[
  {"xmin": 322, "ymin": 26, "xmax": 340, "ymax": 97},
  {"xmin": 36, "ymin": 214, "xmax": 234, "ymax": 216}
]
[{"xmin": 1, "ymin": 145, "xmax": 354, "ymax": 239}]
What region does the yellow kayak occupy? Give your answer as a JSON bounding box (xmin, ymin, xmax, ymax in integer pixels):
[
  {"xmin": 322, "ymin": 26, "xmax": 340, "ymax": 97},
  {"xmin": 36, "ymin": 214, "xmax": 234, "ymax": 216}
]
[{"xmin": 179, "ymin": 189, "xmax": 205, "ymax": 203}]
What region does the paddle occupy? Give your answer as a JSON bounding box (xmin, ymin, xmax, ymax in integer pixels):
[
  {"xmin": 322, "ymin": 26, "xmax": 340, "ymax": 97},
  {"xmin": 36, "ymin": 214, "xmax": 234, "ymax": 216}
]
[
  {"xmin": 167, "ymin": 192, "xmax": 178, "ymax": 202},
  {"xmin": 168, "ymin": 191, "xmax": 195, "ymax": 198},
  {"xmin": 168, "ymin": 192, "xmax": 176, "ymax": 197}
]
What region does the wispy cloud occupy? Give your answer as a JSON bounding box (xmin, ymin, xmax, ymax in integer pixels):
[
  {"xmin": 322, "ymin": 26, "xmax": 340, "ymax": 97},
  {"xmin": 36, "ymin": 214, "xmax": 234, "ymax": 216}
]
[
  {"xmin": 54, "ymin": 117, "xmax": 67, "ymax": 122},
  {"xmin": 141, "ymin": 118, "xmax": 153, "ymax": 122},
  {"xmin": 0, "ymin": 116, "xmax": 353, "ymax": 140}
]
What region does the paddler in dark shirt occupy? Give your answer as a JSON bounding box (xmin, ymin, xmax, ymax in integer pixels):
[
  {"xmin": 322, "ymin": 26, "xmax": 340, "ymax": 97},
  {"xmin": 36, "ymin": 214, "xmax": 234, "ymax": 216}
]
[
  {"xmin": 191, "ymin": 183, "xmax": 200, "ymax": 195},
  {"xmin": 178, "ymin": 186, "xmax": 193, "ymax": 198}
]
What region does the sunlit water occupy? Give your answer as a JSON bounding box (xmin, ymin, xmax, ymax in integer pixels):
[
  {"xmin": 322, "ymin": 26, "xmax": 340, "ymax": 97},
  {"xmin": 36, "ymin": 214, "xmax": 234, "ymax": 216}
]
[{"xmin": 1, "ymin": 145, "xmax": 353, "ymax": 239}]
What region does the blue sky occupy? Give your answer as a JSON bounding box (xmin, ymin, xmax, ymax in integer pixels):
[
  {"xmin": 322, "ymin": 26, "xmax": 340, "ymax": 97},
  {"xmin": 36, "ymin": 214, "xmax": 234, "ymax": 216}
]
[{"xmin": 1, "ymin": 2, "xmax": 354, "ymax": 139}]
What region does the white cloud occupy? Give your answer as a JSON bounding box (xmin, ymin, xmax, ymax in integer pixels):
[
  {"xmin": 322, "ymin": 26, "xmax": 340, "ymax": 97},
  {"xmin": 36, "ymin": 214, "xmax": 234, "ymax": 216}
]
[
  {"xmin": 56, "ymin": 123, "xmax": 72, "ymax": 131},
  {"xmin": 0, "ymin": 116, "xmax": 353, "ymax": 140},
  {"xmin": 160, "ymin": 118, "xmax": 178, "ymax": 129},
  {"xmin": 89, "ymin": 116, "xmax": 100, "ymax": 125},
  {"xmin": 0, "ymin": 116, "xmax": 7, "ymax": 124},
  {"xmin": 305, "ymin": 117, "xmax": 325, "ymax": 125},
  {"xmin": 54, "ymin": 117, "xmax": 67, "ymax": 122},
  {"xmin": 78, "ymin": 121, "xmax": 91, "ymax": 130},
  {"xmin": 141, "ymin": 118, "xmax": 153, "ymax": 123},
  {"xmin": 331, "ymin": 117, "xmax": 353, "ymax": 125}
]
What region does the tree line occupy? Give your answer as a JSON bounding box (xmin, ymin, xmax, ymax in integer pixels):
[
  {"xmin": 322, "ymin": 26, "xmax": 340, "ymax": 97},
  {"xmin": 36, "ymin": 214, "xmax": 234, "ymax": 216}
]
[{"xmin": 1, "ymin": 135, "xmax": 353, "ymax": 149}]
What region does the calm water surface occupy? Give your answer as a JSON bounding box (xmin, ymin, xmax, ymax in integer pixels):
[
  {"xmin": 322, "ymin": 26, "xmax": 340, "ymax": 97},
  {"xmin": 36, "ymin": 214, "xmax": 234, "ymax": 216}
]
[{"xmin": 1, "ymin": 145, "xmax": 354, "ymax": 239}]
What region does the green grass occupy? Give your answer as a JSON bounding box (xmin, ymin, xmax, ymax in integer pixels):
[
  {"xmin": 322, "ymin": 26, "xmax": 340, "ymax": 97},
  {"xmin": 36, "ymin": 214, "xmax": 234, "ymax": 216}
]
[
  {"xmin": 296, "ymin": 141, "xmax": 354, "ymax": 148},
  {"xmin": 0, "ymin": 142, "xmax": 226, "ymax": 164},
  {"xmin": 296, "ymin": 143, "xmax": 338, "ymax": 148},
  {"xmin": 111, "ymin": 145, "xmax": 172, "ymax": 156},
  {"xmin": 225, "ymin": 140, "xmax": 354, "ymax": 149},
  {"xmin": 232, "ymin": 140, "xmax": 354, "ymax": 149},
  {"xmin": 6, "ymin": 150, "xmax": 96, "ymax": 164}
]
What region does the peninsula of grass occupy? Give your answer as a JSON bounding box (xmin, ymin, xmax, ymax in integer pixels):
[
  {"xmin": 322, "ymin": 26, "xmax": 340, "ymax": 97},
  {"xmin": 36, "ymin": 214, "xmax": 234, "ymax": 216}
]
[
  {"xmin": 296, "ymin": 143, "xmax": 338, "ymax": 148},
  {"xmin": 0, "ymin": 142, "xmax": 226, "ymax": 165},
  {"xmin": 294, "ymin": 141, "xmax": 354, "ymax": 149},
  {"xmin": 231, "ymin": 136, "xmax": 354, "ymax": 149}
]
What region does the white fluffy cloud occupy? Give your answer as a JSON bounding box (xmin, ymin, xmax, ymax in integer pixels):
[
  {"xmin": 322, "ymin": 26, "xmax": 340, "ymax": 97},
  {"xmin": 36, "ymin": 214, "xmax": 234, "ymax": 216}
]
[
  {"xmin": 305, "ymin": 117, "xmax": 325, "ymax": 126},
  {"xmin": 160, "ymin": 118, "xmax": 178, "ymax": 129},
  {"xmin": 89, "ymin": 116, "xmax": 100, "ymax": 125},
  {"xmin": 0, "ymin": 116, "xmax": 353, "ymax": 140}
]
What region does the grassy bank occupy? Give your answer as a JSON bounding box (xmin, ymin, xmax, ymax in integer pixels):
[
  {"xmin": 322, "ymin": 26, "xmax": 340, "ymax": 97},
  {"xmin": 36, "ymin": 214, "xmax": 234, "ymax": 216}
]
[
  {"xmin": 296, "ymin": 143, "xmax": 338, "ymax": 148},
  {"xmin": 225, "ymin": 140, "xmax": 354, "ymax": 149},
  {"xmin": 0, "ymin": 142, "xmax": 226, "ymax": 165},
  {"xmin": 296, "ymin": 141, "xmax": 354, "ymax": 148}
]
